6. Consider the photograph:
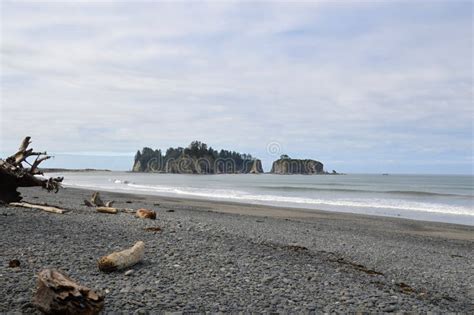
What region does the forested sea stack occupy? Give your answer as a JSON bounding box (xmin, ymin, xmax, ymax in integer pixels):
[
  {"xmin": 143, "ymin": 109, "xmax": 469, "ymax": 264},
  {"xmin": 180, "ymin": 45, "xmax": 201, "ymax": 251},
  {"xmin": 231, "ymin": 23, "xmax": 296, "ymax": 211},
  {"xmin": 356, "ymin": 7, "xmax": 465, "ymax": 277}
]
[
  {"xmin": 133, "ymin": 141, "xmax": 263, "ymax": 174},
  {"xmin": 271, "ymin": 155, "xmax": 324, "ymax": 175}
]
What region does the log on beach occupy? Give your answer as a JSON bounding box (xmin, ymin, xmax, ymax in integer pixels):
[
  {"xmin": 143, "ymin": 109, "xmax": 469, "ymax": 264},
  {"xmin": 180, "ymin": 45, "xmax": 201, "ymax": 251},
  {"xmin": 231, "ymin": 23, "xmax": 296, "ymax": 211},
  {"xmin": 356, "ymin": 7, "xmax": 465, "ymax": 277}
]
[
  {"xmin": 98, "ymin": 241, "xmax": 145, "ymax": 272},
  {"xmin": 9, "ymin": 202, "xmax": 66, "ymax": 214},
  {"xmin": 96, "ymin": 207, "xmax": 118, "ymax": 214}
]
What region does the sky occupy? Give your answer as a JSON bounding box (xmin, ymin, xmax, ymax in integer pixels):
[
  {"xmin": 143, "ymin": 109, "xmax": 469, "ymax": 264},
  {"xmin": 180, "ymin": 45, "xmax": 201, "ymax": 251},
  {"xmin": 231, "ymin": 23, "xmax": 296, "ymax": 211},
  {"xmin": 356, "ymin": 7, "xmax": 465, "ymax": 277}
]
[{"xmin": 0, "ymin": 0, "xmax": 472, "ymax": 174}]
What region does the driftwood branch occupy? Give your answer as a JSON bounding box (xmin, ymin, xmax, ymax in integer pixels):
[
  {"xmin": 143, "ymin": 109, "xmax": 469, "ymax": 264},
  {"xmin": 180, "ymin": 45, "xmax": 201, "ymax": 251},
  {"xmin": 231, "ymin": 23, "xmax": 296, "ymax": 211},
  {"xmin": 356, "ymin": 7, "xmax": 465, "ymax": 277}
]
[
  {"xmin": 30, "ymin": 155, "xmax": 51, "ymax": 175},
  {"xmin": 0, "ymin": 137, "xmax": 63, "ymax": 203},
  {"xmin": 91, "ymin": 192, "xmax": 105, "ymax": 207},
  {"xmin": 9, "ymin": 202, "xmax": 66, "ymax": 214}
]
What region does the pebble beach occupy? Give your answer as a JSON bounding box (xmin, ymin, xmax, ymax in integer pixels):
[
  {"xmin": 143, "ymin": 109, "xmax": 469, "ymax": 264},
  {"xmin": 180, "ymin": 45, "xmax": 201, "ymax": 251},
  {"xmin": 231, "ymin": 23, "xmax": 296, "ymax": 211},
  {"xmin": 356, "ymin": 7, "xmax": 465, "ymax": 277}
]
[{"xmin": 1, "ymin": 187, "xmax": 473, "ymax": 313}]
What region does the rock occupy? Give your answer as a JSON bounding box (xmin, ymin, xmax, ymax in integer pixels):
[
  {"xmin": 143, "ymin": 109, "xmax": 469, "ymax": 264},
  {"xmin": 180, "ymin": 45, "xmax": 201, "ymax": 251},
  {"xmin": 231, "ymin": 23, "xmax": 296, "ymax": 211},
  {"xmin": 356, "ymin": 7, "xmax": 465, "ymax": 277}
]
[
  {"xmin": 248, "ymin": 159, "xmax": 264, "ymax": 174},
  {"xmin": 270, "ymin": 156, "xmax": 324, "ymax": 174},
  {"xmin": 124, "ymin": 270, "xmax": 134, "ymax": 276},
  {"xmin": 8, "ymin": 259, "xmax": 20, "ymax": 268},
  {"xmin": 383, "ymin": 305, "xmax": 398, "ymax": 312},
  {"xmin": 134, "ymin": 285, "xmax": 147, "ymax": 293},
  {"xmin": 136, "ymin": 209, "xmax": 156, "ymax": 220},
  {"xmin": 132, "ymin": 142, "xmax": 263, "ymax": 174}
]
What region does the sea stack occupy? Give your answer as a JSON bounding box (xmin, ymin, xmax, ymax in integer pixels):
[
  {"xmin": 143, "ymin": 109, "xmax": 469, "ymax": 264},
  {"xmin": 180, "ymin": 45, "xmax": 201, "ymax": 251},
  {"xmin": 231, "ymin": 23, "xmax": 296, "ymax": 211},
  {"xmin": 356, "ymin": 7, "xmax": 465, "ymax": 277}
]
[
  {"xmin": 132, "ymin": 141, "xmax": 263, "ymax": 174},
  {"xmin": 271, "ymin": 155, "xmax": 324, "ymax": 175}
]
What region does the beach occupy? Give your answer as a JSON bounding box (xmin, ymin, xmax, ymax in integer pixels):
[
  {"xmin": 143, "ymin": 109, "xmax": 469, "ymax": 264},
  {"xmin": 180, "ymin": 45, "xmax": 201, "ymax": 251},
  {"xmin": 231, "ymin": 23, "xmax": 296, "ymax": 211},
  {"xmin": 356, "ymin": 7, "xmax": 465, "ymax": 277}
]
[{"xmin": 1, "ymin": 186, "xmax": 473, "ymax": 313}]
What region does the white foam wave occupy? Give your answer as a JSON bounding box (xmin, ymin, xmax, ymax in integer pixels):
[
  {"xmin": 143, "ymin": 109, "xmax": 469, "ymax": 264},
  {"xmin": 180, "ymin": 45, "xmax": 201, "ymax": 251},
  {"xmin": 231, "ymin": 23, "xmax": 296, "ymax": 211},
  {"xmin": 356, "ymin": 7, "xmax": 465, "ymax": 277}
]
[{"xmin": 64, "ymin": 181, "xmax": 474, "ymax": 217}]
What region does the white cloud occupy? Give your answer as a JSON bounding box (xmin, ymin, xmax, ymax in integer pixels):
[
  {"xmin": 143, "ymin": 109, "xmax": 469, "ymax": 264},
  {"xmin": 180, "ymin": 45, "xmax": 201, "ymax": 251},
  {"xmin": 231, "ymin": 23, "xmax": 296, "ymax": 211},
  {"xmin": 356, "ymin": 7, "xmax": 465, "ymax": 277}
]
[{"xmin": 0, "ymin": 0, "xmax": 472, "ymax": 173}]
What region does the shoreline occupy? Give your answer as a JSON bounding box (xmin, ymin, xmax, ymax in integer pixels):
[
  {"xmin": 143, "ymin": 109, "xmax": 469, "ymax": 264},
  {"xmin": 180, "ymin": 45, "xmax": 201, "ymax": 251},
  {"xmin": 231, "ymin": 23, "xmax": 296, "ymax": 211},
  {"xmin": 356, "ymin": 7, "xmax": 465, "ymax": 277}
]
[
  {"xmin": 50, "ymin": 171, "xmax": 473, "ymax": 227},
  {"xmin": 1, "ymin": 186, "xmax": 472, "ymax": 313},
  {"xmin": 68, "ymin": 185, "xmax": 474, "ymax": 236}
]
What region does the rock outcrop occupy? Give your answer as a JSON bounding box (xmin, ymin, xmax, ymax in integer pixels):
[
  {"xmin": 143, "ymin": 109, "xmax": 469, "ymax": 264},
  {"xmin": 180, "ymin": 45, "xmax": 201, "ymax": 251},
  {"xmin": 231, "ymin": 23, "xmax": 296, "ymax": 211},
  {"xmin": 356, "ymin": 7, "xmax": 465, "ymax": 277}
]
[
  {"xmin": 248, "ymin": 159, "xmax": 264, "ymax": 174},
  {"xmin": 132, "ymin": 141, "xmax": 263, "ymax": 174},
  {"xmin": 271, "ymin": 156, "xmax": 324, "ymax": 175}
]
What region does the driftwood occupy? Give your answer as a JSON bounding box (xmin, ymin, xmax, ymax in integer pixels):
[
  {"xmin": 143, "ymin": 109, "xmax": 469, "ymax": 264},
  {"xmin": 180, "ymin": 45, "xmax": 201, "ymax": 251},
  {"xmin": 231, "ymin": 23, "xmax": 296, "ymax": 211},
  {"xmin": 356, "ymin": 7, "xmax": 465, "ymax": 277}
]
[
  {"xmin": 96, "ymin": 206, "xmax": 118, "ymax": 214},
  {"xmin": 98, "ymin": 241, "xmax": 145, "ymax": 272},
  {"xmin": 83, "ymin": 200, "xmax": 94, "ymax": 207},
  {"xmin": 33, "ymin": 269, "xmax": 104, "ymax": 315},
  {"xmin": 91, "ymin": 192, "xmax": 105, "ymax": 207},
  {"xmin": 0, "ymin": 137, "xmax": 63, "ymax": 203},
  {"xmin": 105, "ymin": 200, "xmax": 114, "ymax": 207},
  {"xmin": 136, "ymin": 209, "xmax": 156, "ymax": 220},
  {"xmin": 9, "ymin": 202, "xmax": 66, "ymax": 214},
  {"xmin": 89, "ymin": 192, "xmax": 115, "ymax": 207}
]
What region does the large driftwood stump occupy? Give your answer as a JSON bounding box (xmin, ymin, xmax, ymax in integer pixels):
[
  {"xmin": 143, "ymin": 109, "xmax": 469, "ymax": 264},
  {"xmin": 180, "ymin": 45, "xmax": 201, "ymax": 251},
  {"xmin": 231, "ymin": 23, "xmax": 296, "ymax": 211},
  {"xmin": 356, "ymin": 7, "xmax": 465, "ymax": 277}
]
[
  {"xmin": 98, "ymin": 241, "xmax": 145, "ymax": 272},
  {"xmin": 0, "ymin": 137, "xmax": 63, "ymax": 203},
  {"xmin": 33, "ymin": 269, "xmax": 104, "ymax": 315}
]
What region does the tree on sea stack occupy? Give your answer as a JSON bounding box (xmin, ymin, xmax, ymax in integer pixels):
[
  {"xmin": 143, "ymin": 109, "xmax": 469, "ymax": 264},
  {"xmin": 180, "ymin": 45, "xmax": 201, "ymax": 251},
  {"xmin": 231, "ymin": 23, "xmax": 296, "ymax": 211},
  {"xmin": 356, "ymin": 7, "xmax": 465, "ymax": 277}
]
[{"xmin": 0, "ymin": 137, "xmax": 63, "ymax": 203}]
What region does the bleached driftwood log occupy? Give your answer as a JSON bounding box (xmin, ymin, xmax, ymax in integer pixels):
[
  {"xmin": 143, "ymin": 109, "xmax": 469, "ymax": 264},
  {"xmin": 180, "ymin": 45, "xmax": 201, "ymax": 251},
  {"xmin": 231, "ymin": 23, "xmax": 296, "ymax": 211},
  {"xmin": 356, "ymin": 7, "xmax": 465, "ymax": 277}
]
[
  {"xmin": 98, "ymin": 241, "xmax": 145, "ymax": 272},
  {"xmin": 0, "ymin": 137, "xmax": 63, "ymax": 203},
  {"xmin": 136, "ymin": 209, "xmax": 156, "ymax": 220},
  {"xmin": 96, "ymin": 207, "xmax": 118, "ymax": 214},
  {"xmin": 9, "ymin": 202, "xmax": 66, "ymax": 214},
  {"xmin": 33, "ymin": 269, "xmax": 104, "ymax": 315}
]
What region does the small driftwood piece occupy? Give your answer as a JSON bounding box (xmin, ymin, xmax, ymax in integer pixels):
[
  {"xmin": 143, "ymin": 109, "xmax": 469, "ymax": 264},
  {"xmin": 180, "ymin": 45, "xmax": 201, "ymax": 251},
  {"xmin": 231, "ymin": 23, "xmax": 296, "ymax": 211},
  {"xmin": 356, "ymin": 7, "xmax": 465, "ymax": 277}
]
[
  {"xmin": 98, "ymin": 241, "xmax": 144, "ymax": 272},
  {"xmin": 105, "ymin": 200, "xmax": 114, "ymax": 207},
  {"xmin": 136, "ymin": 209, "xmax": 156, "ymax": 220},
  {"xmin": 91, "ymin": 192, "xmax": 105, "ymax": 207},
  {"xmin": 33, "ymin": 269, "xmax": 104, "ymax": 315},
  {"xmin": 10, "ymin": 202, "xmax": 66, "ymax": 214},
  {"xmin": 120, "ymin": 208, "xmax": 136, "ymax": 214},
  {"xmin": 0, "ymin": 137, "xmax": 63, "ymax": 203},
  {"xmin": 96, "ymin": 207, "xmax": 118, "ymax": 214},
  {"xmin": 84, "ymin": 200, "xmax": 94, "ymax": 207}
]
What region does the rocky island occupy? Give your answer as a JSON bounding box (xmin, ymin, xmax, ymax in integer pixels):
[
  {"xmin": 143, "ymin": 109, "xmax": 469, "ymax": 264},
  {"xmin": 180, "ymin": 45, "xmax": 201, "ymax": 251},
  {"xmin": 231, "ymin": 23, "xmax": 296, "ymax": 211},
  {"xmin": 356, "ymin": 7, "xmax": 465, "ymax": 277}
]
[
  {"xmin": 133, "ymin": 141, "xmax": 263, "ymax": 174},
  {"xmin": 271, "ymin": 155, "xmax": 325, "ymax": 175}
]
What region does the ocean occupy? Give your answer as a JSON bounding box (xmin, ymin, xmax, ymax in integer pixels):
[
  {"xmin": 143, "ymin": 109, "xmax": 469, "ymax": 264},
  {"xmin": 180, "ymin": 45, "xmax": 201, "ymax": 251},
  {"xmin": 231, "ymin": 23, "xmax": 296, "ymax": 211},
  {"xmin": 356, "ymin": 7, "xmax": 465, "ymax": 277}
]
[{"xmin": 48, "ymin": 172, "xmax": 474, "ymax": 226}]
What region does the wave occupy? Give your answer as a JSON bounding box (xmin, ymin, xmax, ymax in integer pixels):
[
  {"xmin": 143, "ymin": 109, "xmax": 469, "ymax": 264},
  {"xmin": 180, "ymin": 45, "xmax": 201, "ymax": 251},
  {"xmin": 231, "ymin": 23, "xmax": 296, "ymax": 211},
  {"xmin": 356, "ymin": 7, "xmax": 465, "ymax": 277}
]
[
  {"xmin": 258, "ymin": 186, "xmax": 473, "ymax": 198},
  {"xmin": 64, "ymin": 181, "xmax": 474, "ymax": 217},
  {"xmin": 385, "ymin": 190, "xmax": 473, "ymax": 198}
]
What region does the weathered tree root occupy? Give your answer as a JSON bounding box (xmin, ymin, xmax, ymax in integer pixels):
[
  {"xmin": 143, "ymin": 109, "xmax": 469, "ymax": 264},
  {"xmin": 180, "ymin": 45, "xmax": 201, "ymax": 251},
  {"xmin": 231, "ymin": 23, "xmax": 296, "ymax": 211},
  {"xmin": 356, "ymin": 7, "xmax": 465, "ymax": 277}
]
[{"xmin": 0, "ymin": 137, "xmax": 63, "ymax": 203}]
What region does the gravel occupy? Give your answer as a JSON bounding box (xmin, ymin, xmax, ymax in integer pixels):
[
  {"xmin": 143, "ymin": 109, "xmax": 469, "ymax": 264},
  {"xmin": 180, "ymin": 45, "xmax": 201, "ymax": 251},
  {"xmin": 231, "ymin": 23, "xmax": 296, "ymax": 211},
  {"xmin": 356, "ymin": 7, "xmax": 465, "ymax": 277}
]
[{"xmin": 0, "ymin": 187, "xmax": 472, "ymax": 313}]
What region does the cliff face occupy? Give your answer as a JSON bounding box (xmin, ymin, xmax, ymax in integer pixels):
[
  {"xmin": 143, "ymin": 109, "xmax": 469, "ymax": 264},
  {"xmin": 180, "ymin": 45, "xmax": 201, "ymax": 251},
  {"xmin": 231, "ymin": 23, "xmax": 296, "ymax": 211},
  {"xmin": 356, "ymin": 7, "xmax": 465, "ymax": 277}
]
[
  {"xmin": 132, "ymin": 142, "xmax": 263, "ymax": 174},
  {"xmin": 248, "ymin": 159, "xmax": 264, "ymax": 174},
  {"xmin": 271, "ymin": 158, "xmax": 324, "ymax": 175}
]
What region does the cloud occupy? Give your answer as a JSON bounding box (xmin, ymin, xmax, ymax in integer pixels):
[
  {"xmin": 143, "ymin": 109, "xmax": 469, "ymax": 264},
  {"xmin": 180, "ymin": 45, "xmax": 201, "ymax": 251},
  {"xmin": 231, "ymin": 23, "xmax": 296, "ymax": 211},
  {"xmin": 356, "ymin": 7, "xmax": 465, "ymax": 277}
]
[{"xmin": 0, "ymin": 0, "xmax": 472, "ymax": 173}]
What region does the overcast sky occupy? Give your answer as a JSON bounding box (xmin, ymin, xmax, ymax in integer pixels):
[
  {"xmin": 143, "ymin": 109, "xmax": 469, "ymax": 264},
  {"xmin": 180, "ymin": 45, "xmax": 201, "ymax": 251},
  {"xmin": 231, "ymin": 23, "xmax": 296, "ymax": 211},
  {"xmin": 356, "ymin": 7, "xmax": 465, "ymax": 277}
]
[{"xmin": 0, "ymin": 1, "xmax": 472, "ymax": 173}]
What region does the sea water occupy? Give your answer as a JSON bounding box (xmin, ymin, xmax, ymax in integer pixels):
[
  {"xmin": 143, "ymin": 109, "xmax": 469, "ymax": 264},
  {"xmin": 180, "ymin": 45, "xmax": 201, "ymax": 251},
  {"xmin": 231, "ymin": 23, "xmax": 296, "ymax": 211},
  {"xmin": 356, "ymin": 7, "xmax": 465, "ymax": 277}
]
[{"xmin": 48, "ymin": 172, "xmax": 474, "ymax": 226}]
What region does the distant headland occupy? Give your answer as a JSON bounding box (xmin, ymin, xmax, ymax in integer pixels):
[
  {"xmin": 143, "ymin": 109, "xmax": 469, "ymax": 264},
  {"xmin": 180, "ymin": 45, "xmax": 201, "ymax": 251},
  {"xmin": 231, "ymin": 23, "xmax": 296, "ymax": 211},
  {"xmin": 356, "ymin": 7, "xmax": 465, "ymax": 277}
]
[{"xmin": 133, "ymin": 141, "xmax": 340, "ymax": 175}]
